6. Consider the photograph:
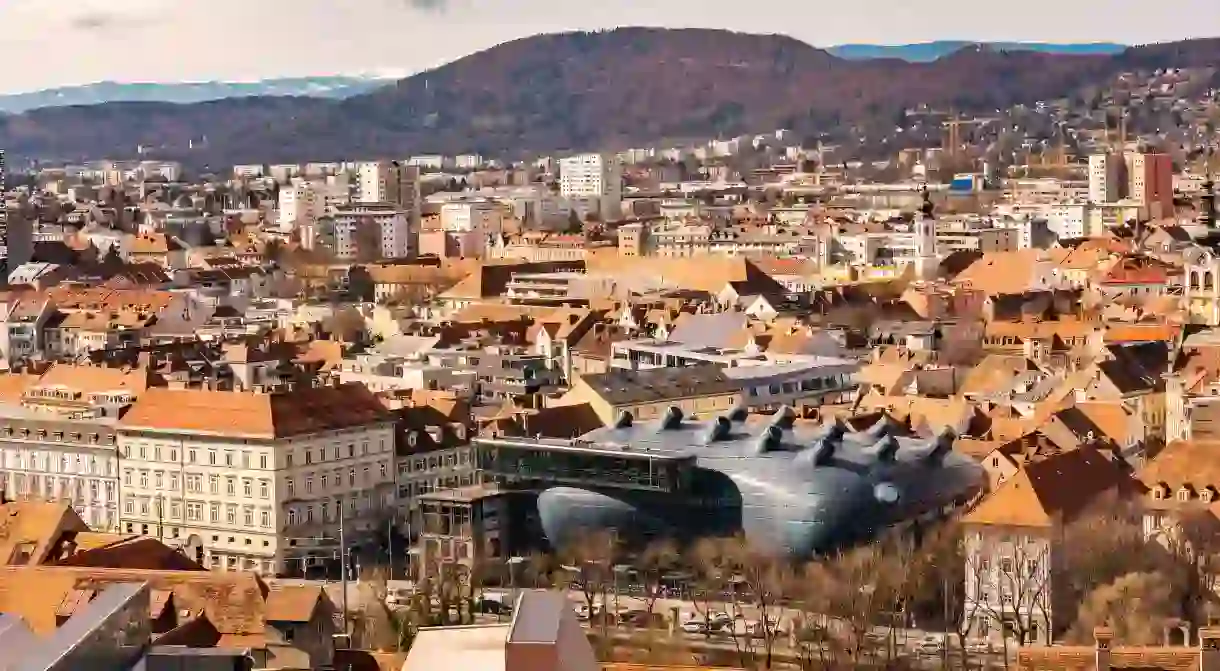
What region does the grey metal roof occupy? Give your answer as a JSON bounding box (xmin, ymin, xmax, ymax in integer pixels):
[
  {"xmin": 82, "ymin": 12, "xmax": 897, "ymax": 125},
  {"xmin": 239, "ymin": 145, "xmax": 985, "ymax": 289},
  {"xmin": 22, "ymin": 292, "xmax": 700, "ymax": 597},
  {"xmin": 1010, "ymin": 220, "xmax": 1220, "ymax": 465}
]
[
  {"xmin": 578, "ymin": 364, "xmax": 739, "ymax": 405},
  {"xmin": 530, "ymin": 406, "xmax": 986, "ymax": 556}
]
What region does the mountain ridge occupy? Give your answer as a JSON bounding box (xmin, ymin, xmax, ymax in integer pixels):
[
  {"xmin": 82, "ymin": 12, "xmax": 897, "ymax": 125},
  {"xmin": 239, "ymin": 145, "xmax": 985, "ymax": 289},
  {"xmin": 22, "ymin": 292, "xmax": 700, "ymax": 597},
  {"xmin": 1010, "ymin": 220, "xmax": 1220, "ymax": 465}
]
[
  {"xmin": 826, "ymin": 40, "xmax": 1128, "ymax": 62},
  {"xmin": 0, "ymin": 76, "xmax": 394, "ymax": 114},
  {"xmin": 1, "ymin": 28, "xmax": 1217, "ymax": 167}
]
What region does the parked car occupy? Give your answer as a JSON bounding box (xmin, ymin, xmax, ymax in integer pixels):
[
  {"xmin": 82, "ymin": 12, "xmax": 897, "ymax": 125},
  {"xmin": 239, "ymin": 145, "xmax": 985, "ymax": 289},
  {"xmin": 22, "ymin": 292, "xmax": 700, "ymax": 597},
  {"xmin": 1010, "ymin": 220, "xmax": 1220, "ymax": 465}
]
[
  {"xmin": 966, "ymin": 639, "xmax": 994, "ymax": 655},
  {"xmin": 915, "ymin": 635, "xmax": 946, "ymax": 655},
  {"xmin": 681, "ymin": 620, "xmax": 709, "ymax": 634}
]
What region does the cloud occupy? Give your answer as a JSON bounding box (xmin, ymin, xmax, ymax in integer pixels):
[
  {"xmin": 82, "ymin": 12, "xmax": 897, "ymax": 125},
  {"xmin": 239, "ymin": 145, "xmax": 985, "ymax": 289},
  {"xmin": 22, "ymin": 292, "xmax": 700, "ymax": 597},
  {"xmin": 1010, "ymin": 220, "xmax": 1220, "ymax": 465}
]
[
  {"xmin": 69, "ymin": 12, "xmax": 118, "ymax": 30},
  {"xmin": 403, "ymin": 0, "xmax": 448, "ymax": 12}
]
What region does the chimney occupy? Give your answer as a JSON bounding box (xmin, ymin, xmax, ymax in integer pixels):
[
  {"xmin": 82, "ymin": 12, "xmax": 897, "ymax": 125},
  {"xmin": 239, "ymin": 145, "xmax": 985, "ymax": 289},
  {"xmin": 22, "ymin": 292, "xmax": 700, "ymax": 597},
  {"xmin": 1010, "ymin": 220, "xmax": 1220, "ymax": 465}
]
[{"xmin": 1094, "ymin": 627, "xmax": 1113, "ymax": 671}]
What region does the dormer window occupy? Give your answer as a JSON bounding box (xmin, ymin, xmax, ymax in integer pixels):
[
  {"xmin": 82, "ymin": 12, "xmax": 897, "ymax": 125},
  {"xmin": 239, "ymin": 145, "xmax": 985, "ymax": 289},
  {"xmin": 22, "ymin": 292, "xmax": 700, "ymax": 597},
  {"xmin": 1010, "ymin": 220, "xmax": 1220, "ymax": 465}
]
[
  {"xmin": 1179, "ymin": 486, "xmax": 1193, "ymax": 502},
  {"xmin": 1204, "ymin": 486, "xmax": 1218, "ymax": 504}
]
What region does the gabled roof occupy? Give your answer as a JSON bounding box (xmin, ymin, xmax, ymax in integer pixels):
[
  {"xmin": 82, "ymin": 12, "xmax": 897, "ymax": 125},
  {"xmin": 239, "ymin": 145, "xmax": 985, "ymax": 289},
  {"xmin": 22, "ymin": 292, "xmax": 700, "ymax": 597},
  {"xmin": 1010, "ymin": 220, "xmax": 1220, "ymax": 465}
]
[
  {"xmin": 964, "ymin": 448, "xmax": 1140, "ymax": 528},
  {"xmin": 119, "ymin": 384, "xmax": 394, "ymax": 439},
  {"xmin": 265, "ymin": 585, "xmax": 324, "ymax": 623}
]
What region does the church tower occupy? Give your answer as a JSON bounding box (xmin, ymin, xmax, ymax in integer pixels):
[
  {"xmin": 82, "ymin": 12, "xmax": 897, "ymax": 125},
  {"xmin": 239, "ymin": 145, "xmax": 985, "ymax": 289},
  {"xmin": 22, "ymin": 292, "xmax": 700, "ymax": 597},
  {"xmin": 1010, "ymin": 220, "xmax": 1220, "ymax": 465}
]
[{"xmin": 914, "ymin": 187, "xmax": 939, "ymax": 280}]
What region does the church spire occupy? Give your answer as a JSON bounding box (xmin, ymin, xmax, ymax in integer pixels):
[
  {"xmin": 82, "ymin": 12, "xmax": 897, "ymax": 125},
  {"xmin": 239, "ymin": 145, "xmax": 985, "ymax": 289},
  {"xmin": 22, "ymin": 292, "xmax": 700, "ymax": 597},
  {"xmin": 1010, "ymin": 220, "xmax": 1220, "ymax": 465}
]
[
  {"xmin": 1204, "ymin": 149, "xmax": 1217, "ymax": 230},
  {"xmin": 920, "ymin": 186, "xmax": 935, "ymax": 220}
]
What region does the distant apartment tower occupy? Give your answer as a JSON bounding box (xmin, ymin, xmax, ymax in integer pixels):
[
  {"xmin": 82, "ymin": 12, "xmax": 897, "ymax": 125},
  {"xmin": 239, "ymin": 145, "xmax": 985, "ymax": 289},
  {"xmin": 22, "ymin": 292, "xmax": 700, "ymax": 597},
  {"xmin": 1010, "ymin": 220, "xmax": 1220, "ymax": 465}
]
[
  {"xmin": 440, "ymin": 198, "xmax": 503, "ymax": 233},
  {"xmin": 358, "ymin": 161, "xmax": 420, "ymax": 208},
  {"xmin": 1128, "ymin": 152, "xmax": 1174, "ymax": 218},
  {"xmin": 559, "ymin": 153, "xmax": 623, "ymax": 220},
  {"xmin": 1088, "ymin": 153, "xmax": 1125, "ymax": 204},
  {"xmin": 332, "ymin": 203, "xmax": 414, "ymax": 261},
  {"xmin": 277, "ymin": 183, "xmax": 324, "ymax": 230}
]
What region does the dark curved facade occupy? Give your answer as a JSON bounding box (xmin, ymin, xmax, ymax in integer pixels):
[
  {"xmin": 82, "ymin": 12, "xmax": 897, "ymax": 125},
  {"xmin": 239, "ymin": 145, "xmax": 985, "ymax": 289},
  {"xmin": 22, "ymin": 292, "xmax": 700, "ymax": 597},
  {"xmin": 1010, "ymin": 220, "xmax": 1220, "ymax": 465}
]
[{"xmin": 477, "ymin": 408, "xmax": 985, "ymax": 558}]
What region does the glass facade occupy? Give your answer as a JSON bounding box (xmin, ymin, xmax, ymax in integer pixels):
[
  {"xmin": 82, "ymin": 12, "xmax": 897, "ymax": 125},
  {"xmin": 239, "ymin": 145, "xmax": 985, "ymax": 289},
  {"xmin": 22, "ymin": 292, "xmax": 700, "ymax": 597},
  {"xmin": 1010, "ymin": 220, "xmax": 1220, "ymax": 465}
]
[{"xmin": 478, "ymin": 444, "xmax": 686, "ymax": 492}]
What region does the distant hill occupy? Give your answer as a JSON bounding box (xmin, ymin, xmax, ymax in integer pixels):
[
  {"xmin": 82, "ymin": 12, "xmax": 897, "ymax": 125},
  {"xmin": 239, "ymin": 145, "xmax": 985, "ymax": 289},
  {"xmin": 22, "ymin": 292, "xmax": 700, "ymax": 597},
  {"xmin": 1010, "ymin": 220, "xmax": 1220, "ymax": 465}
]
[
  {"xmin": 0, "ymin": 28, "xmax": 1217, "ymax": 166},
  {"xmin": 0, "ymin": 76, "xmax": 393, "ymax": 114},
  {"xmin": 827, "ymin": 41, "xmax": 1128, "ymax": 62}
]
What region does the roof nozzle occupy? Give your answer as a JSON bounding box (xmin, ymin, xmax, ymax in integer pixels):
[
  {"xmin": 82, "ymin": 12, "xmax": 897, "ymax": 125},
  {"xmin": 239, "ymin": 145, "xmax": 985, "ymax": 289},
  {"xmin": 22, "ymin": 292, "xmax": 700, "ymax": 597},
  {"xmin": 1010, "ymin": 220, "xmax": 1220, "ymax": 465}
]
[
  {"xmin": 660, "ymin": 406, "xmax": 684, "ymax": 430},
  {"xmin": 705, "ymin": 416, "xmax": 732, "ymax": 443},
  {"xmin": 614, "ymin": 410, "xmax": 633, "ymax": 429},
  {"xmin": 924, "ymin": 428, "xmax": 955, "ymax": 466},
  {"xmin": 875, "ymin": 435, "xmax": 899, "ymax": 464},
  {"xmin": 756, "ymin": 424, "xmax": 783, "ymax": 454}
]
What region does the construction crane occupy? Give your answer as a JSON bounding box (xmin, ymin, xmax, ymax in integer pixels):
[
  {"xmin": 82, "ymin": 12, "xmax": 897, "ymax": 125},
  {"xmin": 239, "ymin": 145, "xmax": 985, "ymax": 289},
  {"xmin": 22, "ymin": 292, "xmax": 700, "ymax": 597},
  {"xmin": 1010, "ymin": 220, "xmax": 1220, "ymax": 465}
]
[
  {"xmin": 942, "ymin": 111, "xmax": 998, "ymax": 162},
  {"xmin": 1103, "ymin": 107, "xmax": 1129, "ymax": 153}
]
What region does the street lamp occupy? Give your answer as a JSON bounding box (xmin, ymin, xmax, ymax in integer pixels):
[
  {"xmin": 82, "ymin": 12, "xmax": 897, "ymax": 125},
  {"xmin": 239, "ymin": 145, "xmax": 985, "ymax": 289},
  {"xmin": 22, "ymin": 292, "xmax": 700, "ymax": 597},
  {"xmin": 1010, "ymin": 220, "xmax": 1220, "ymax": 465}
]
[{"xmin": 505, "ymin": 556, "xmax": 526, "ymax": 622}]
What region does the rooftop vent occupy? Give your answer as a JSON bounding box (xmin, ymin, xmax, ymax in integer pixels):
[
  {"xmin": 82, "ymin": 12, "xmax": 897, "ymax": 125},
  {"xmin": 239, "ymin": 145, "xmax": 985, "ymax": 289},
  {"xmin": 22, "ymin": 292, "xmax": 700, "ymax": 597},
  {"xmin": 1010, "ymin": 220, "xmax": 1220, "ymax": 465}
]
[
  {"xmin": 756, "ymin": 424, "xmax": 783, "ymax": 454},
  {"xmin": 660, "ymin": 406, "xmax": 685, "ymax": 430},
  {"xmin": 771, "ymin": 405, "xmax": 797, "ymax": 430},
  {"xmin": 923, "ymin": 429, "xmax": 955, "ymax": 466},
  {"xmin": 705, "ymin": 416, "xmax": 732, "ymax": 443},
  {"xmin": 875, "ymin": 435, "xmax": 899, "ymax": 464},
  {"xmin": 818, "ymin": 419, "xmax": 846, "ymax": 443},
  {"xmin": 614, "ymin": 410, "xmax": 633, "ymax": 429},
  {"xmin": 812, "ymin": 438, "xmax": 835, "ymax": 466}
]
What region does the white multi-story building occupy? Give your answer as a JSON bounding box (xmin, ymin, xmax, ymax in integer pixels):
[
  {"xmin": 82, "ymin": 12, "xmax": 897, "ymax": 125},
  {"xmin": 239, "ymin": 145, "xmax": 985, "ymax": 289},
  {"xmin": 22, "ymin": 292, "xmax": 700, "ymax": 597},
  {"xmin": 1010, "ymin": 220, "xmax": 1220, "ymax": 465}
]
[
  {"xmin": 454, "ymin": 154, "xmax": 484, "ymax": 170},
  {"xmin": 0, "ymin": 364, "xmax": 148, "ymax": 531},
  {"xmin": 332, "ymin": 203, "xmax": 415, "ymax": 260},
  {"xmin": 278, "ymin": 183, "xmax": 324, "ymax": 230},
  {"xmin": 559, "ymin": 153, "xmax": 622, "ymax": 220},
  {"xmin": 440, "ymin": 198, "xmax": 503, "ymax": 233},
  {"xmin": 1088, "ymin": 153, "xmax": 1125, "ymax": 204},
  {"xmin": 116, "ymin": 384, "xmax": 397, "ymax": 574},
  {"xmin": 233, "ymin": 164, "xmax": 265, "ymax": 179},
  {"xmin": 408, "ymin": 155, "xmax": 447, "ymax": 170}
]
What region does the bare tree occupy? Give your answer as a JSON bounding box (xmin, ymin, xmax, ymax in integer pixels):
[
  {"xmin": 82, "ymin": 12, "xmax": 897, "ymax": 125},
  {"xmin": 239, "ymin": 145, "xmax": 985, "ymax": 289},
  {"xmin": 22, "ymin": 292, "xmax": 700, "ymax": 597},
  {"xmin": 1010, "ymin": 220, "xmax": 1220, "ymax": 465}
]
[
  {"xmin": 637, "ymin": 538, "xmax": 681, "ymax": 619},
  {"xmin": 352, "ymin": 566, "xmax": 412, "ymax": 652},
  {"xmin": 687, "ymin": 536, "xmax": 751, "ymax": 663},
  {"xmin": 911, "ymin": 519, "xmax": 988, "ymax": 670},
  {"xmin": 803, "ymin": 537, "xmax": 909, "ymax": 669},
  {"xmin": 558, "ymin": 530, "xmax": 620, "ymax": 645},
  {"xmin": 1154, "ymin": 504, "xmax": 1220, "ymax": 629},
  {"xmin": 972, "ymin": 531, "xmax": 1052, "ymax": 649},
  {"xmin": 1068, "ymin": 571, "xmax": 1176, "ymax": 644},
  {"xmin": 729, "ymin": 538, "xmax": 795, "ymax": 670}
]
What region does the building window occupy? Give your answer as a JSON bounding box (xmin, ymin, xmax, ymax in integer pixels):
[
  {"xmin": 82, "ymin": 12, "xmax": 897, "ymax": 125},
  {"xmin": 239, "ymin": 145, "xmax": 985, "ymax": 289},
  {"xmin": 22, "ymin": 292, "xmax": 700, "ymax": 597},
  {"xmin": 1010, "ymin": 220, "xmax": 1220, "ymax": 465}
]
[
  {"xmin": 260, "ymin": 480, "xmax": 269, "ymax": 498},
  {"xmin": 260, "ymin": 511, "xmax": 270, "ymax": 527},
  {"xmin": 208, "ymin": 451, "xmax": 217, "ymax": 465},
  {"xmin": 209, "ymin": 475, "xmax": 219, "ymax": 494},
  {"xmin": 259, "ymin": 454, "xmax": 267, "ymax": 469},
  {"xmin": 210, "ymin": 504, "xmax": 219, "ymax": 522},
  {"xmin": 1000, "ymin": 557, "xmax": 1013, "ymax": 573},
  {"xmin": 1179, "ymin": 487, "xmax": 1192, "ymax": 502},
  {"xmin": 243, "ymin": 479, "xmax": 252, "ymax": 497},
  {"xmin": 226, "ymin": 478, "xmax": 235, "ymax": 495},
  {"xmin": 287, "ymin": 479, "xmax": 294, "ymax": 496}
]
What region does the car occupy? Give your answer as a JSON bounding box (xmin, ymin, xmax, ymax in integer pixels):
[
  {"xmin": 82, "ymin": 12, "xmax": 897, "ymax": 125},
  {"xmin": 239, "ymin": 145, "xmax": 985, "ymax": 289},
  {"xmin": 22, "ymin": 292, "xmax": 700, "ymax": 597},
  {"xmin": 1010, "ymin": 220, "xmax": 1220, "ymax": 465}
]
[
  {"xmin": 915, "ymin": 635, "xmax": 946, "ymax": 655},
  {"xmin": 681, "ymin": 620, "xmax": 709, "ymax": 634},
  {"xmin": 966, "ymin": 640, "xmax": 994, "ymax": 655}
]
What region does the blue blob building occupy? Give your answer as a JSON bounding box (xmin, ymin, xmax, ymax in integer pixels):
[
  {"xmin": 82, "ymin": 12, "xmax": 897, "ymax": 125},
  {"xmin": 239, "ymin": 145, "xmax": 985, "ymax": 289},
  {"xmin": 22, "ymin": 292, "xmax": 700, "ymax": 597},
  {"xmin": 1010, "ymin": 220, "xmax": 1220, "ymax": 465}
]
[{"xmin": 474, "ymin": 406, "xmax": 985, "ymax": 557}]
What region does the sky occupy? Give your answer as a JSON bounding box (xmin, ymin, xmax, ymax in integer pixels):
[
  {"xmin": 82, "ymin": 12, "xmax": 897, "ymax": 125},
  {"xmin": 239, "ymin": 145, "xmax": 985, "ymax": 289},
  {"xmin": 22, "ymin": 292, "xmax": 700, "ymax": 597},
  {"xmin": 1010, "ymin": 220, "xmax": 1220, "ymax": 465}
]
[{"xmin": 3, "ymin": 0, "xmax": 1220, "ymax": 93}]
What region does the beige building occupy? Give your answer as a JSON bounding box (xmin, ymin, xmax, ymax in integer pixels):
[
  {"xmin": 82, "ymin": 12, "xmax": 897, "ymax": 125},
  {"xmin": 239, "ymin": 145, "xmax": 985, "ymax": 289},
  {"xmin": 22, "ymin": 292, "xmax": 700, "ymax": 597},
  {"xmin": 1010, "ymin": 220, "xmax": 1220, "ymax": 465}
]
[
  {"xmin": 559, "ymin": 364, "xmax": 743, "ymax": 426},
  {"xmin": 116, "ymin": 384, "xmax": 397, "ymax": 574}
]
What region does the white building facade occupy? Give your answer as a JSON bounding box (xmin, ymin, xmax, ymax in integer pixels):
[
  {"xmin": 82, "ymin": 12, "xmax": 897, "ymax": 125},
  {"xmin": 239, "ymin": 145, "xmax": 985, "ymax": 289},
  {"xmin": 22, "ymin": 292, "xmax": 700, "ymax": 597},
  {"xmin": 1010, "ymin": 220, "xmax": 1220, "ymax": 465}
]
[{"xmin": 116, "ymin": 386, "xmax": 398, "ymax": 574}]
